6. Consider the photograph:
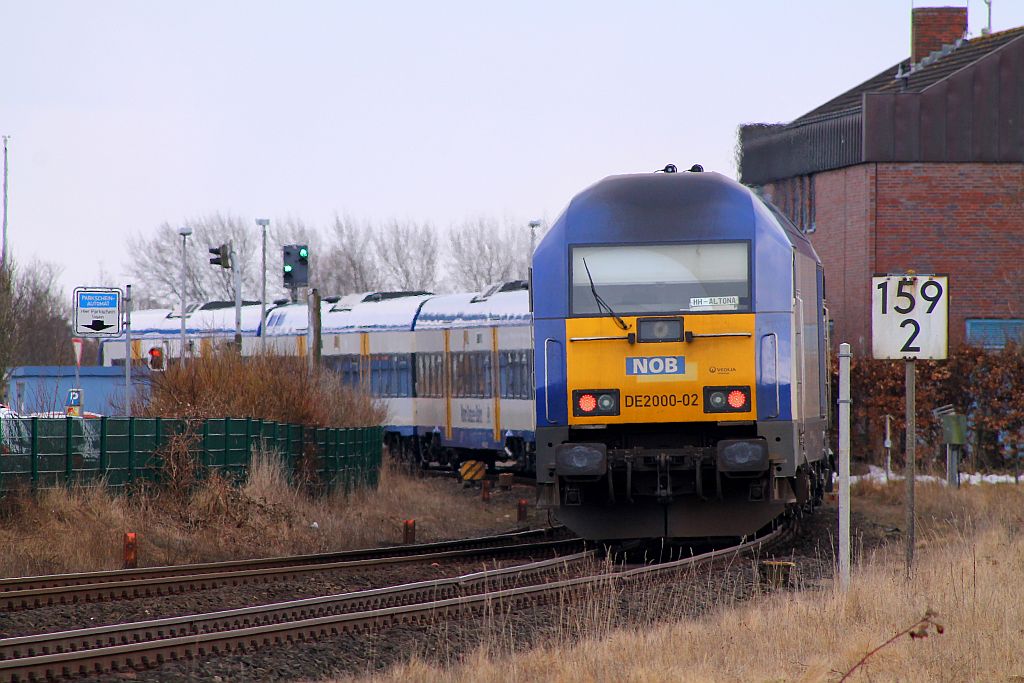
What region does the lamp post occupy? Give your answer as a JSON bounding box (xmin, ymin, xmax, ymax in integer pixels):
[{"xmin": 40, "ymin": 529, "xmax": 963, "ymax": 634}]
[
  {"xmin": 177, "ymin": 225, "xmax": 193, "ymax": 365},
  {"xmin": 256, "ymin": 218, "xmax": 270, "ymax": 350},
  {"xmin": 528, "ymin": 219, "xmax": 541, "ymax": 274}
]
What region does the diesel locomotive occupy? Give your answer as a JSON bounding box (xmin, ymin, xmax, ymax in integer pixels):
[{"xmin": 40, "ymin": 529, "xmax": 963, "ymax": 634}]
[{"xmin": 532, "ymin": 167, "xmax": 830, "ymax": 540}]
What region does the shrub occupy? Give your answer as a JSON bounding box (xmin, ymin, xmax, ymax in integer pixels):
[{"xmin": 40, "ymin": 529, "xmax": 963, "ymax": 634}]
[
  {"xmin": 837, "ymin": 344, "xmax": 1024, "ymax": 470},
  {"xmin": 134, "ymin": 348, "xmax": 385, "ymax": 427}
]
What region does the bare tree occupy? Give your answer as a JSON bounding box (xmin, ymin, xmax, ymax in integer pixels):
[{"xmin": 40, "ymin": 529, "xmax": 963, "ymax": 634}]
[
  {"xmin": 126, "ymin": 213, "xmax": 259, "ymax": 307},
  {"xmin": 446, "ymin": 217, "xmax": 530, "ymax": 291},
  {"xmin": 317, "ymin": 215, "xmax": 387, "ymax": 295},
  {"xmin": 0, "ymin": 259, "xmax": 74, "ymax": 399},
  {"xmin": 373, "ymin": 219, "xmax": 439, "ymax": 291}
]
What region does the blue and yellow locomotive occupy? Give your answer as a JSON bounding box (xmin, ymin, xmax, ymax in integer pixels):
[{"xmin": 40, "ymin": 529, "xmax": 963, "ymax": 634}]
[{"xmin": 532, "ymin": 167, "xmax": 830, "ymax": 540}]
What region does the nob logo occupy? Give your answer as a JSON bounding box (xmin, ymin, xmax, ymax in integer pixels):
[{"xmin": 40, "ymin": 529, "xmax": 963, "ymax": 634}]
[{"xmin": 626, "ymin": 356, "xmax": 685, "ymax": 376}]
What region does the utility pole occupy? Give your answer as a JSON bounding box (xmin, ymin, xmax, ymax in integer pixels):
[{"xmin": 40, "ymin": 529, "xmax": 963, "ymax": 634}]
[
  {"xmin": 256, "ymin": 218, "xmax": 270, "ymax": 351},
  {"xmin": 231, "ymin": 241, "xmax": 242, "ymax": 350},
  {"xmin": 177, "ymin": 226, "xmax": 192, "ymax": 366},
  {"xmin": 1, "ymin": 135, "xmax": 9, "ymax": 271}
]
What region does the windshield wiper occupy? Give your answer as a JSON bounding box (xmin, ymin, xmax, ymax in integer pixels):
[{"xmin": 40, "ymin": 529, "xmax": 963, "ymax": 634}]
[{"xmin": 582, "ymin": 258, "xmax": 628, "ymax": 330}]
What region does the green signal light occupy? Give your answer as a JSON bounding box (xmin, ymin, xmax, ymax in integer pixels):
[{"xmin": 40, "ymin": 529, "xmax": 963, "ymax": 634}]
[
  {"xmin": 283, "ymin": 264, "xmax": 293, "ymax": 273},
  {"xmin": 298, "ymin": 247, "xmax": 308, "ymax": 259}
]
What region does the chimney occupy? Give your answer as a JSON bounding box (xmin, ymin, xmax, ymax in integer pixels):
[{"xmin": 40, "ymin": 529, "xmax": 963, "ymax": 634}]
[{"xmin": 912, "ymin": 6, "xmax": 968, "ymax": 64}]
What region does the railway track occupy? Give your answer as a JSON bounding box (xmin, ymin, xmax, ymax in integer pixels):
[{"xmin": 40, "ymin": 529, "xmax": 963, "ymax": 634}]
[
  {"xmin": 0, "ymin": 528, "xmax": 579, "ymax": 611},
  {"xmin": 0, "ymin": 523, "xmax": 791, "ymax": 682}
]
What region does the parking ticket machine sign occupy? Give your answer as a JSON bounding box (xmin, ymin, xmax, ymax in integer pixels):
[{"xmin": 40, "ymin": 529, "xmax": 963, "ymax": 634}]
[
  {"xmin": 73, "ymin": 287, "xmax": 123, "ymax": 337},
  {"xmin": 872, "ymin": 275, "xmax": 948, "ymax": 360}
]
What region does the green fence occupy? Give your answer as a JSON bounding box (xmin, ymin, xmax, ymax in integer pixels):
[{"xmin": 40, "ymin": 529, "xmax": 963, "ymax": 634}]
[{"xmin": 0, "ymin": 417, "xmax": 383, "ymax": 494}]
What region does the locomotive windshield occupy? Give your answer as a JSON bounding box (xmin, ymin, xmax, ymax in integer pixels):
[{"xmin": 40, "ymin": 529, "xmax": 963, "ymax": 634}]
[{"xmin": 570, "ymin": 242, "xmax": 750, "ymax": 315}]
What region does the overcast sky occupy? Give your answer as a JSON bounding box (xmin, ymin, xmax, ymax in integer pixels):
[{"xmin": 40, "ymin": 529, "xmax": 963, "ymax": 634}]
[{"xmin": 3, "ymin": 1, "xmax": 1022, "ymax": 296}]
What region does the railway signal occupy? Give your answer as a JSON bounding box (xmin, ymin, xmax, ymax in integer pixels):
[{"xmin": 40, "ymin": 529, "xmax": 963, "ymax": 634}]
[
  {"xmin": 209, "ymin": 244, "xmax": 231, "ymax": 269},
  {"xmin": 282, "ymin": 244, "xmax": 309, "ymax": 288}
]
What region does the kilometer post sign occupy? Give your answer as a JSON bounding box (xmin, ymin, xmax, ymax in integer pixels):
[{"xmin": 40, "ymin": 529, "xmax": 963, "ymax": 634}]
[{"xmin": 871, "ymin": 274, "xmax": 948, "ymax": 360}]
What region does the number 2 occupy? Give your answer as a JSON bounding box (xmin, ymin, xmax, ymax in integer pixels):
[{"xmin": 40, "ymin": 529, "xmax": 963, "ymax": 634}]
[{"xmin": 900, "ymin": 319, "xmax": 921, "ymax": 352}]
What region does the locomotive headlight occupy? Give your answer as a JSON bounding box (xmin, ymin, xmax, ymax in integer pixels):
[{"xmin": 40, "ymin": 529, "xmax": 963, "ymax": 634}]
[
  {"xmin": 572, "ymin": 389, "xmax": 620, "ymax": 417},
  {"xmin": 704, "ymin": 386, "xmax": 751, "ymax": 413},
  {"xmin": 637, "ymin": 317, "xmax": 685, "ymax": 343},
  {"xmin": 717, "ymin": 439, "xmax": 769, "ymax": 472},
  {"xmin": 555, "ymin": 443, "xmax": 607, "ymax": 476}
]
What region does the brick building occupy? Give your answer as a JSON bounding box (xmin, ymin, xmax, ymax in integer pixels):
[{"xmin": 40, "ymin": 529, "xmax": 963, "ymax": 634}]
[{"xmin": 739, "ymin": 6, "xmax": 1024, "ymax": 355}]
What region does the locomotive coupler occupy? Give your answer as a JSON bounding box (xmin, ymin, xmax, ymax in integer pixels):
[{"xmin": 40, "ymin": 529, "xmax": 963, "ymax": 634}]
[{"xmin": 655, "ymin": 452, "xmax": 673, "ymax": 504}]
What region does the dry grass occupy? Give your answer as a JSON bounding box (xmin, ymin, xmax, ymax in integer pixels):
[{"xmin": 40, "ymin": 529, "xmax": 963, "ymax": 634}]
[
  {"xmin": 136, "ymin": 348, "xmax": 385, "ymax": 427},
  {"xmin": 0, "ymin": 460, "xmax": 522, "ymax": 578},
  {"xmin": 344, "ymin": 482, "xmax": 1024, "ymax": 683}
]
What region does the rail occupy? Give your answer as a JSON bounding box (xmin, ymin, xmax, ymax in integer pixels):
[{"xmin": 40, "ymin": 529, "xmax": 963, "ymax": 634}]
[{"xmin": 0, "ymin": 524, "xmax": 789, "ymax": 681}]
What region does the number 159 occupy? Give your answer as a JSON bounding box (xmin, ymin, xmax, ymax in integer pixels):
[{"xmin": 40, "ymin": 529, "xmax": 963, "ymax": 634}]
[{"xmin": 876, "ymin": 279, "xmax": 944, "ymax": 315}]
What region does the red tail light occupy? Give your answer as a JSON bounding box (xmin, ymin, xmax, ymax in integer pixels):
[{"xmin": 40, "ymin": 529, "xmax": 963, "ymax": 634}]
[
  {"xmin": 727, "ymin": 390, "xmax": 747, "ymax": 409},
  {"xmin": 577, "ymin": 393, "xmax": 597, "ymax": 413}
]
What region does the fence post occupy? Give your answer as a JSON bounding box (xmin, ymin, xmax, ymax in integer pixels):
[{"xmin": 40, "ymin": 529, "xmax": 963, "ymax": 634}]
[
  {"xmin": 222, "ymin": 418, "xmax": 229, "ymax": 472},
  {"xmin": 65, "ymin": 416, "xmax": 74, "ymax": 486},
  {"xmin": 99, "ymin": 416, "xmax": 108, "ymax": 479},
  {"xmin": 127, "ymin": 417, "xmax": 136, "ymax": 483},
  {"xmin": 30, "ymin": 417, "xmax": 39, "ymax": 491},
  {"xmin": 245, "ymin": 418, "xmax": 253, "ymax": 475},
  {"xmin": 202, "ymin": 419, "xmax": 210, "ymax": 469}
]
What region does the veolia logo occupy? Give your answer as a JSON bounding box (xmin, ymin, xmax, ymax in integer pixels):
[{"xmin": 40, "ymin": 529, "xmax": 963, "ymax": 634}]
[{"xmin": 626, "ymin": 356, "xmax": 685, "ymax": 376}]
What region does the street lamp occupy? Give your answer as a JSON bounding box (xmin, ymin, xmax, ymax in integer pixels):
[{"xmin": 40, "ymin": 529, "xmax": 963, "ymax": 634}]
[
  {"xmin": 177, "ymin": 225, "xmax": 193, "ymax": 365},
  {"xmin": 255, "ymin": 218, "xmax": 270, "ymax": 350},
  {"xmin": 528, "ymin": 220, "xmax": 542, "ymax": 273}
]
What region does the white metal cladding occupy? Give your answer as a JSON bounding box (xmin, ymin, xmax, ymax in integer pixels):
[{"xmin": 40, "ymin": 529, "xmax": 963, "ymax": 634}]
[
  {"xmin": 367, "ymin": 330, "xmax": 416, "ymax": 354},
  {"xmin": 120, "ymin": 304, "xmax": 266, "ymax": 339},
  {"xmin": 500, "ymin": 399, "xmax": 534, "ymax": 432},
  {"xmin": 322, "ymin": 333, "xmax": 362, "ymax": 355},
  {"xmin": 497, "ymin": 325, "xmax": 532, "ymax": 349},
  {"xmin": 414, "ymin": 290, "xmax": 530, "ymax": 330},
  {"xmin": 450, "ymin": 398, "xmax": 495, "ymax": 441},
  {"xmin": 327, "ymin": 295, "xmax": 435, "ymax": 333}
]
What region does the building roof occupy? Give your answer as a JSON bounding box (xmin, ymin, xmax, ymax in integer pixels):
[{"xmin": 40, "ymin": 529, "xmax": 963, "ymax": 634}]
[
  {"xmin": 796, "ymin": 25, "xmax": 1024, "ymax": 123},
  {"xmin": 740, "ymin": 25, "xmax": 1024, "ymax": 184}
]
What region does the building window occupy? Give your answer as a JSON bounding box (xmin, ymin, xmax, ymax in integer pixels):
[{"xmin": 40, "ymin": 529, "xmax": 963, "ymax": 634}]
[{"xmin": 965, "ymin": 319, "xmax": 1024, "ymax": 349}]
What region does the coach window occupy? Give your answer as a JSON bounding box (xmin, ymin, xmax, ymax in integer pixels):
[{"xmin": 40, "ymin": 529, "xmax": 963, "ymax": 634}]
[{"xmin": 571, "ymin": 242, "xmax": 750, "ymax": 315}]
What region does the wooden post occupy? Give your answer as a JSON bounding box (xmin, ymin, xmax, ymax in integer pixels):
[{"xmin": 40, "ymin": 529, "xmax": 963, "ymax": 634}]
[
  {"xmin": 123, "ymin": 532, "xmax": 138, "ymax": 569},
  {"xmin": 311, "ymin": 288, "xmax": 322, "ymax": 368},
  {"xmin": 403, "ymin": 519, "xmax": 416, "ymax": 544},
  {"xmin": 481, "ymin": 479, "xmax": 491, "ymax": 502}
]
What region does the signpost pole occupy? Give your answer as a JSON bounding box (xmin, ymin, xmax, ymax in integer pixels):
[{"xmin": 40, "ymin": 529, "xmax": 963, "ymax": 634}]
[
  {"xmin": 904, "ymin": 357, "xmax": 915, "ymax": 577},
  {"xmin": 884, "ymin": 414, "xmax": 892, "ymax": 482},
  {"xmin": 838, "ymin": 343, "xmax": 852, "ymax": 592},
  {"xmin": 124, "ymin": 284, "xmax": 132, "ymax": 417},
  {"xmin": 72, "ymin": 338, "xmax": 82, "ymax": 395}
]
